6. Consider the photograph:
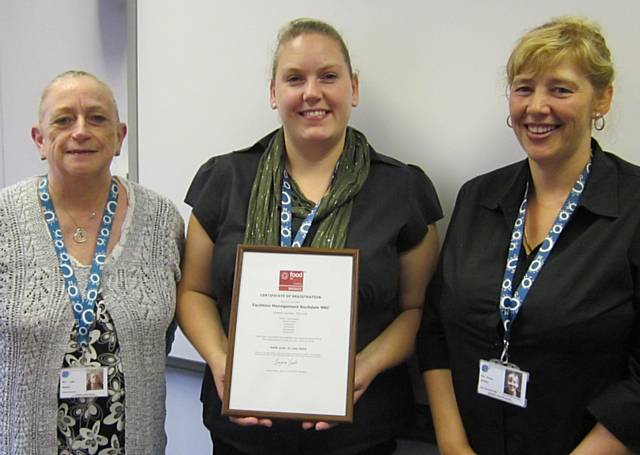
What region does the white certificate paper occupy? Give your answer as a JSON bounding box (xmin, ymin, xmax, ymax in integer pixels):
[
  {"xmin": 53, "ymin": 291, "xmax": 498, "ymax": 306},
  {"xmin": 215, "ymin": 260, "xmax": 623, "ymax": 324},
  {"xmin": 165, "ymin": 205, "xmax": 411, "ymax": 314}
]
[{"xmin": 223, "ymin": 245, "xmax": 358, "ymax": 422}]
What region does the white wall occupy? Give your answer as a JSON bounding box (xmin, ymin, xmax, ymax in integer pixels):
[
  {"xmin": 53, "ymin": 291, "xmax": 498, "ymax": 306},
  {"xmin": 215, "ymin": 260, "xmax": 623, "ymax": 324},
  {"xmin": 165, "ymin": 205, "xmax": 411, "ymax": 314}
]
[
  {"xmin": 0, "ymin": 0, "xmax": 129, "ymax": 189},
  {"xmin": 136, "ymin": 0, "xmax": 640, "ymax": 224}
]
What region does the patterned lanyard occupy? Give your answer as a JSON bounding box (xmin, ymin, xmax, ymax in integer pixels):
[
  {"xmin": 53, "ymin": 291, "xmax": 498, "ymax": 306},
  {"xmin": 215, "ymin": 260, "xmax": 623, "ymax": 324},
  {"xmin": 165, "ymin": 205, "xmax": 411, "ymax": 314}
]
[
  {"xmin": 498, "ymin": 158, "xmax": 591, "ymax": 363},
  {"xmin": 38, "ymin": 176, "xmax": 119, "ymax": 349},
  {"xmin": 280, "ymin": 169, "xmax": 325, "ymax": 248}
]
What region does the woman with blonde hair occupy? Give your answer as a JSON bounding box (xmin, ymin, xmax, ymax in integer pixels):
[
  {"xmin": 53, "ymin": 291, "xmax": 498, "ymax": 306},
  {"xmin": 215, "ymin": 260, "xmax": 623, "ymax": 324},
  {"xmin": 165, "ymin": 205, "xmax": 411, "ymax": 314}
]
[{"xmin": 418, "ymin": 16, "xmax": 639, "ymax": 455}]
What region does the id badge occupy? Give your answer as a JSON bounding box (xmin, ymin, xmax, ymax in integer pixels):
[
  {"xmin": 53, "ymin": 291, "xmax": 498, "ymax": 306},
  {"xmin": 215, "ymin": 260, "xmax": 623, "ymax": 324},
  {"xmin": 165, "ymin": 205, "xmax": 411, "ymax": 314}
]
[
  {"xmin": 60, "ymin": 366, "xmax": 108, "ymax": 399},
  {"xmin": 477, "ymin": 359, "xmax": 529, "ymax": 408}
]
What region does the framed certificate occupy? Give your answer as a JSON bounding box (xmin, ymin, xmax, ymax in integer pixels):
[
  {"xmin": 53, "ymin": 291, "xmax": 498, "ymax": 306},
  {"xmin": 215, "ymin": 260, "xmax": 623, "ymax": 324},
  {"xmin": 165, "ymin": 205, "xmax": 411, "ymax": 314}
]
[{"xmin": 223, "ymin": 245, "xmax": 359, "ymax": 422}]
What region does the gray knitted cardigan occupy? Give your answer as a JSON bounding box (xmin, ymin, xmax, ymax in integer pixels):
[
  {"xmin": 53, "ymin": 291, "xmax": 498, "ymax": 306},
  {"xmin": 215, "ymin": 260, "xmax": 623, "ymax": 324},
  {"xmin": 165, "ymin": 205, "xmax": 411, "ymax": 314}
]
[{"xmin": 0, "ymin": 177, "xmax": 184, "ymax": 454}]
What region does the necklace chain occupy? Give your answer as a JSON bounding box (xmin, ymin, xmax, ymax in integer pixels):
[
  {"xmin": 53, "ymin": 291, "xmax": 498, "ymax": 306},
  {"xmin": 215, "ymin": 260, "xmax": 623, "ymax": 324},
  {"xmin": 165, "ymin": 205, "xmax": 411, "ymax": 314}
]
[
  {"xmin": 57, "ymin": 205, "xmax": 99, "ymax": 244},
  {"xmin": 48, "ymin": 179, "xmax": 113, "ymax": 244}
]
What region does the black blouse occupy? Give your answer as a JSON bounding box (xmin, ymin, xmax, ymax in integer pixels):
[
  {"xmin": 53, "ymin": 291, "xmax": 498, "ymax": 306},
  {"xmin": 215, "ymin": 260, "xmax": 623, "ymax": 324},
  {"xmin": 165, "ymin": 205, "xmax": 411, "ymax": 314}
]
[
  {"xmin": 186, "ymin": 130, "xmax": 443, "ymax": 455},
  {"xmin": 417, "ymin": 140, "xmax": 640, "ymax": 455}
]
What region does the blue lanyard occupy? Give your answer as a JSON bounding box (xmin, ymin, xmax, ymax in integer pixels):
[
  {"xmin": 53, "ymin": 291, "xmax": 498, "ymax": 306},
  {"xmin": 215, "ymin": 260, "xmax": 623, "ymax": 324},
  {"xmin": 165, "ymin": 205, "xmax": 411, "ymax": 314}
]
[
  {"xmin": 280, "ymin": 169, "xmax": 322, "ymax": 247},
  {"xmin": 498, "ymin": 159, "xmax": 591, "ymax": 363},
  {"xmin": 38, "ymin": 176, "xmax": 119, "ymax": 349}
]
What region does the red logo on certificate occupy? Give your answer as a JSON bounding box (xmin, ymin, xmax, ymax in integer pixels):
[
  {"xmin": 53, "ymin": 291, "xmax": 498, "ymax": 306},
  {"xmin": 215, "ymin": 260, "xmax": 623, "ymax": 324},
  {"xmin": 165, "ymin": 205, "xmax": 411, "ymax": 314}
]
[{"xmin": 279, "ymin": 270, "xmax": 304, "ymax": 291}]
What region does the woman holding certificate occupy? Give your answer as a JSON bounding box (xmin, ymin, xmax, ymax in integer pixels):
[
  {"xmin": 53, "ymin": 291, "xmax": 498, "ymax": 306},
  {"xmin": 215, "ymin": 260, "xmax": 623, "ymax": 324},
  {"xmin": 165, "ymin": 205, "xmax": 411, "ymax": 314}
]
[
  {"xmin": 417, "ymin": 17, "xmax": 640, "ymax": 455},
  {"xmin": 178, "ymin": 17, "xmax": 442, "ymax": 455}
]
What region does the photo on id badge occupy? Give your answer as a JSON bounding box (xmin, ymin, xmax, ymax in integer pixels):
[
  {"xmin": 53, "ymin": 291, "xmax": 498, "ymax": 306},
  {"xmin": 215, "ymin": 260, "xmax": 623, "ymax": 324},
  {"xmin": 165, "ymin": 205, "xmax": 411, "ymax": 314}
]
[
  {"xmin": 86, "ymin": 368, "xmax": 105, "ymax": 391},
  {"xmin": 60, "ymin": 366, "xmax": 108, "ymax": 399},
  {"xmin": 503, "ymin": 369, "xmax": 523, "ymax": 398},
  {"xmin": 477, "ymin": 359, "xmax": 528, "ymax": 407}
]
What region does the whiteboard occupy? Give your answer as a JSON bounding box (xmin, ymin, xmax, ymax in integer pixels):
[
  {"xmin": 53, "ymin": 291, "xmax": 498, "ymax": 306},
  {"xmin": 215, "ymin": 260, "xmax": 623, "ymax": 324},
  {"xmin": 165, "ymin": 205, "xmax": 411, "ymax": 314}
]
[{"xmin": 134, "ymin": 0, "xmax": 640, "ymax": 363}]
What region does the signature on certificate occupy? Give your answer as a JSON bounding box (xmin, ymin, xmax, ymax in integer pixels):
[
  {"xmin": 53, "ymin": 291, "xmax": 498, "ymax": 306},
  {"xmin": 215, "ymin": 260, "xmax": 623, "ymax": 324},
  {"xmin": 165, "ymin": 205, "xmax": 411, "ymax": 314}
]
[{"xmin": 274, "ymin": 358, "xmax": 299, "ymax": 367}]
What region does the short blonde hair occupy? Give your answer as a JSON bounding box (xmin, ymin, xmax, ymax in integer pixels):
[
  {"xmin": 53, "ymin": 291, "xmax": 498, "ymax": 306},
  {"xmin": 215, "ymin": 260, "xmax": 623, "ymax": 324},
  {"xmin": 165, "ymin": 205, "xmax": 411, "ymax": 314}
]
[
  {"xmin": 271, "ymin": 18, "xmax": 353, "ymax": 80},
  {"xmin": 506, "ymin": 16, "xmax": 614, "ymax": 91}
]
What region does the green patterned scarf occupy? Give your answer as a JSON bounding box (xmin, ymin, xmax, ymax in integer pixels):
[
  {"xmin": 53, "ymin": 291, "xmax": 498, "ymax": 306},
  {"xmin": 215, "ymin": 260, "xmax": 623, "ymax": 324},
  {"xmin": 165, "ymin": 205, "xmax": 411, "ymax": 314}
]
[{"xmin": 244, "ymin": 127, "xmax": 370, "ymax": 248}]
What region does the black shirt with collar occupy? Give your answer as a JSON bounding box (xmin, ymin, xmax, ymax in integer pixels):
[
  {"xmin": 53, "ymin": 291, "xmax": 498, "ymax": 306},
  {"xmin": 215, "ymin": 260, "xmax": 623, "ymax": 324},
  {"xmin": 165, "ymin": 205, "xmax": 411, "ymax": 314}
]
[
  {"xmin": 186, "ymin": 130, "xmax": 443, "ymax": 455},
  {"xmin": 417, "ymin": 139, "xmax": 640, "ymax": 455}
]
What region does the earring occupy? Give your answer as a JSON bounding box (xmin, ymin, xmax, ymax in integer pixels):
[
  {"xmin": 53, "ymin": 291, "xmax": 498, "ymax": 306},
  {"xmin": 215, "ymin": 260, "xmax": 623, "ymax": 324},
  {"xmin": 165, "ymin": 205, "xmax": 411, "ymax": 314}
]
[
  {"xmin": 506, "ymin": 115, "xmax": 513, "ymax": 128},
  {"xmin": 39, "ymin": 155, "xmax": 46, "ymax": 161},
  {"xmin": 593, "ymin": 113, "xmax": 605, "ymax": 131},
  {"xmin": 271, "ymin": 103, "xmax": 277, "ymax": 110}
]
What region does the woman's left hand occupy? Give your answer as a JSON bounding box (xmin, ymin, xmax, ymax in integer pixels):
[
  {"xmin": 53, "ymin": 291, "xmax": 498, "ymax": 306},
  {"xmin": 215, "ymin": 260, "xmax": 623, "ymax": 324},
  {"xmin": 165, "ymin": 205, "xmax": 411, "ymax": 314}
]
[{"xmin": 302, "ymin": 353, "xmax": 378, "ymax": 431}]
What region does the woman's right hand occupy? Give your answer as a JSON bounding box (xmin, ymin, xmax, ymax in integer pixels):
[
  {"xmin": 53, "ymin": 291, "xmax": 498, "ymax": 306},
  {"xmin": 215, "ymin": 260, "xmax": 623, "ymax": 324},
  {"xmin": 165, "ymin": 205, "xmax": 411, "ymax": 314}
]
[
  {"xmin": 178, "ymin": 215, "xmax": 273, "ymax": 429},
  {"xmin": 211, "ymin": 353, "xmax": 273, "ymax": 428}
]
